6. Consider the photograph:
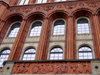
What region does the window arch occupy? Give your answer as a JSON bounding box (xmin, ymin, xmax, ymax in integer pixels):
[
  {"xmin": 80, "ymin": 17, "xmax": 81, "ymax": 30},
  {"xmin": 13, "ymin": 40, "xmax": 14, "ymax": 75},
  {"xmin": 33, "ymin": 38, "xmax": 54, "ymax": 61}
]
[
  {"xmin": 37, "ymin": 0, "xmax": 47, "ymax": 3},
  {"xmin": 78, "ymin": 46, "xmax": 93, "ymax": 59},
  {"xmin": 22, "ymin": 48, "xmax": 36, "ymax": 60},
  {"xmin": 0, "ymin": 49, "xmax": 10, "ymax": 67},
  {"xmin": 19, "ymin": 0, "xmax": 29, "ymax": 5},
  {"xmin": 50, "ymin": 47, "xmax": 63, "ymax": 60},
  {"xmin": 8, "ymin": 22, "xmax": 21, "ymax": 37},
  {"xmin": 29, "ymin": 21, "xmax": 42, "ymax": 36},
  {"xmin": 53, "ymin": 20, "xmax": 65, "ymax": 35},
  {"xmin": 77, "ymin": 18, "xmax": 90, "ymax": 34}
]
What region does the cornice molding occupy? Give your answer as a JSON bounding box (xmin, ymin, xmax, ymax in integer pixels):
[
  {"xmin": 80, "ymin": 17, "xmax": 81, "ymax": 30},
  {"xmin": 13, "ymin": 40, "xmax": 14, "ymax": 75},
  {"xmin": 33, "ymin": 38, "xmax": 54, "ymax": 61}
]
[{"xmin": 0, "ymin": 0, "xmax": 9, "ymax": 8}]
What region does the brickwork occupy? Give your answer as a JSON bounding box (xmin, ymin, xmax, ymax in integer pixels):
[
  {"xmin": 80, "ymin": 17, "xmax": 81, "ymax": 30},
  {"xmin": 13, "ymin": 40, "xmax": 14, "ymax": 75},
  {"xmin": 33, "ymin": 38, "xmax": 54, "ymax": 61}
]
[{"xmin": 0, "ymin": 0, "xmax": 100, "ymax": 74}]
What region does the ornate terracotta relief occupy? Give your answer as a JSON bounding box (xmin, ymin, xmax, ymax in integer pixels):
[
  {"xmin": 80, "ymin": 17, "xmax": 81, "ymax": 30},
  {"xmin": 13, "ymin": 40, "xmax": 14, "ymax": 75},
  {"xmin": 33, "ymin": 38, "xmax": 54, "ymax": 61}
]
[
  {"xmin": 86, "ymin": 2, "xmax": 100, "ymax": 8},
  {"xmin": 12, "ymin": 62, "xmax": 91, "ymax": 74},
  {"xmin": 8, "ymin": 7, "xmax": 34, "ymax": 13}
]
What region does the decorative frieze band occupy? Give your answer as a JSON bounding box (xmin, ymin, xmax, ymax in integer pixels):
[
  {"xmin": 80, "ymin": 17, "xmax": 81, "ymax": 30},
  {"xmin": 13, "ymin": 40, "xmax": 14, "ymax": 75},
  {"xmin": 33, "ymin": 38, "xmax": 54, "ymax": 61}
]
[{"xmin": 12, "ymin": 61, "xmax": 91, "ymax": 74}]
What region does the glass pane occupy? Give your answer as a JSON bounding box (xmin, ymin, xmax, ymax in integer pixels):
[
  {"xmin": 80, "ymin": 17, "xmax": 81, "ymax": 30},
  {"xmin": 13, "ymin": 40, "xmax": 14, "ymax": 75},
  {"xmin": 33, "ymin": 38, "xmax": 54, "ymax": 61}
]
[
  {"xmin": 0, "ymin": 49, "xmax": 10, "ymax": 67},
  {"xmin": 22, "ymin": 48, "xmax": 36, "ymax": 60},
  {"xmin": 24, "ymin": 0, "xmax": 29, "ymax": 4},
  {"xmin": 77, "ymin": 18, "xmax": 89, "ymax": 34},
  {"xmin": 53, "ymin": 20, "xmax": 65, "ymax": 35},
  {"xmin": 8, "ymin": 22, "xmax": 20, "ymax": 37},
  {"xmin": 30, "ymin": 21, "xmax": 42, "ymax": 36},
  {"xmin": 78, "ymin": 46, "xmax": 93, "ymax": 59},
  {"xmin": 50, "ymin": 47, "xmax": 63, "ymax": 60},
  {"xmin": 19, "ymin": 0, "xmax": 25, "ymax": 5},
  {"xmin": 43, "ymin": 0, "xmax": 47, "ymax": 3}
]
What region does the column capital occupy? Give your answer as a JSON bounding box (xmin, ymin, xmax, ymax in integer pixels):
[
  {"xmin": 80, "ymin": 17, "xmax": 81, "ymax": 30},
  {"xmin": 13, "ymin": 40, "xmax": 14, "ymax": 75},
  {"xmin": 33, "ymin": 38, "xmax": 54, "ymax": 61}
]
[
  {"xmin": 68, "ymin": 15, "xmax": 73, "ymax": 18},
  {"xmin": 93, "ymin": 13, "xmax": 98, "ymax": 16},
  {"xmin": 22, "ymin": 19, "xmax": 27, "ymax": 21},
  {"xmin": 0, "ymin": 19, "xmax": 6, "ymax": 22},
  {"xmin": 44, "ymin": 17, "xmax": 49, "ymax": 19}
]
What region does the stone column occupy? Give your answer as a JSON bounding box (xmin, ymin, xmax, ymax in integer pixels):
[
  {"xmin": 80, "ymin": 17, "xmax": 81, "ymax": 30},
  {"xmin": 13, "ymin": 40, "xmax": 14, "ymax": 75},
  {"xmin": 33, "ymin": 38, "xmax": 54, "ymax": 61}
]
[
  {"xmin": 92, "ymin": 14, "xmax": 100, "ymax": 58},
  {"xmin": 65, "ymin": 16, "xmax": 75, "ymax": 59},
  {"xmin": 8, "ymin": 19, "xmax": 28, "ymax": 60},
  {"xmin": 36, "ymin": 17, "xmax": 51, "ymax": 60}
]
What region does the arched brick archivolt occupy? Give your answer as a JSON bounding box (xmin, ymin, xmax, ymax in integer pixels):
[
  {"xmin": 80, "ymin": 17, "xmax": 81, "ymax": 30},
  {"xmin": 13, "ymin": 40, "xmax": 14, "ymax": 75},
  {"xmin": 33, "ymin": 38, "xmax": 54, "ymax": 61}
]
[
  {"xmin": 47, "ymin": 11, "xmax": 69, "ymax": 60},
  {"xmin": 0, "ymin": 15, "xmax": 22, "ymax": 45},
  {"xmin": 8, "ymin": 12, "xmax": 45, "ymax": 60}
]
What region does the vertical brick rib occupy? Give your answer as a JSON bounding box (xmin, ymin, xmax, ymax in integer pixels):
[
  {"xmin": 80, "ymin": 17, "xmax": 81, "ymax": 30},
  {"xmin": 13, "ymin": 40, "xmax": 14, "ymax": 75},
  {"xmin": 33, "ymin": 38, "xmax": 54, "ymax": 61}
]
[
  {"xmin": 36, "ymin": 17, "xmax": 50, "ymax": 60},
  {"xmin": 92, "ymin": 14, "xmax": 100, "ymax": 58},
  {"xmin": 8, "ymin": 19, "xmax": 28, "ymax": 60},
  {"xmin": 65, "ymin": 16, "xmax": 74, "ymax": 59}
]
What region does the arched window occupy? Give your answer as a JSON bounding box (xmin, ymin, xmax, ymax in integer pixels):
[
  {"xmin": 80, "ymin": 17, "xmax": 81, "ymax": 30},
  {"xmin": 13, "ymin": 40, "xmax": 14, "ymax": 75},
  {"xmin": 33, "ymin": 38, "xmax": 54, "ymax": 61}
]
[
  {"xmin": 55, "ymin": 0, "xmax": 66, "ymax": 2},
  {"xmin": 53, "ymin": 20, "xmax": 65, "ymax": 35},
  {"xmin": 19, "ymin": 0, "xmax": 29, "ymax": 5},
  {"xmin": 77, "ymin": 18, "xmax": 90, "ymax": 34},
  {"xmin": 0, "ymin": 49, "xmax": 10, "ymax": 67},
  {"xmin": 8, "ymin": 22, "xmax": 21, "ymax": 37},
  {"xmin": 22, "ymin": 48, "xmax": 36, "ymax": 60},
  {"xmin": 37, "ymin": 0, "xmax": 47, "ymax": 3},
  {"xmin": 78, "ymin": 46, "xmax": 93, "ymax": 59},
  {"xmin": 50, "ymin": 47, "xmax": 63, "ymax": 60},
  {"xmin": 29, "ymin": 21, "xmax": 42, "ymax": 36}
]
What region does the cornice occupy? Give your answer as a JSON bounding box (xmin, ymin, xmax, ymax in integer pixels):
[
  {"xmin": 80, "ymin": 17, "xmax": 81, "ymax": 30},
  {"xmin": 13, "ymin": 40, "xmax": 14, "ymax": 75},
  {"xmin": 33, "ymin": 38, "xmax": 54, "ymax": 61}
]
[{"xmin": 0, "ymin": 0, "xmax": 9, "ymax": 8}]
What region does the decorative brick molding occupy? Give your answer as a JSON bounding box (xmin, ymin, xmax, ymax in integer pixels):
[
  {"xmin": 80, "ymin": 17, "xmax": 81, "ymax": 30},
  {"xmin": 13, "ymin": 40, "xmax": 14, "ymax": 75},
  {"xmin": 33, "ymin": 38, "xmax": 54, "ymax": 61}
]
[{"xmin": 11, "ymin": 61, "xmax": 91, "ymax": 74}]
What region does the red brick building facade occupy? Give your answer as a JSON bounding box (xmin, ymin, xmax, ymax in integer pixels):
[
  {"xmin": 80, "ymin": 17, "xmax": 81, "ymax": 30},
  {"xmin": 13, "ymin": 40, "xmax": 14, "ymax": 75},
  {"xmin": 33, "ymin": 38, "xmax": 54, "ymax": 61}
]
[{"xmin": 0, "ymin": 0, "xmax": 100, "ymax": 75}]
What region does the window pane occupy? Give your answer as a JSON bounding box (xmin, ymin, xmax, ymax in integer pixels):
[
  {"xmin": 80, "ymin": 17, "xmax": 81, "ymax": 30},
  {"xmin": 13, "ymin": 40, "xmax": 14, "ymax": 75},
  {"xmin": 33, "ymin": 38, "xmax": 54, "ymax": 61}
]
[
  {"xmin": 30, "ymin": 21, "xmax": 42, "ymax": 36},
  {"xmin": 50, "ymin": 47, "xmax": 63, "ymax": 60},
  {"xmin": 53, "ymin": 20, "xmax": 65, "ymax": 35},
  {"xmin": 24, "ymin": 0, "xmax": 29, "ymax": 4},
  {"xmin": 22, "ymin": 48, "xmax": 36, "ymax": 60},
  {"xmin": 43, "ymin": 0, "xmax": 47, "ymax": 3},
  {"xmin": 19, "ymin": 0, "xmax": 25, "ymax": 5},
  {"xmin": 78, "ymin": 46, "xmax": 93, "ymax": 59},
  {"xmin": 77, "ymin": 18, "xmax": 89, "ymax": 34},
  {"xmin": 0, "ymin": 49, "xmax": 10, "ymax": 67},
  {"xmin": 19, "ymin": 0, "xmax": 29, "ymax": 5},
  {"xmin": 8, "ymin": 22, "xmax": 21, "ymax": 37}
]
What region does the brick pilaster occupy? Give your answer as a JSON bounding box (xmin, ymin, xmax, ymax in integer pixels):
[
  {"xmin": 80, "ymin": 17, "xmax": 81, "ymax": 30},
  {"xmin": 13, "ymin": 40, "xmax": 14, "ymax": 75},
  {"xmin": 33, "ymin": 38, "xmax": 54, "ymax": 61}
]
[
  {"xmin": 36, "ymin": 17, "xmax": 51, "ymax": 60},
  {"xmin": 65, "ymin": 16, "xmax": 75, "ymax": 59},
  {"xmin": 8, "ymin": 19, "xmax": 29, "ymax": 60},
  {"xmin": 92, "ymin": 14, "xmax": 100, "ymax": 58}
]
